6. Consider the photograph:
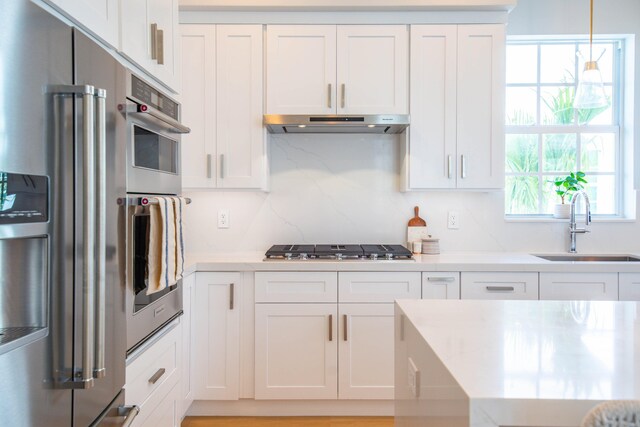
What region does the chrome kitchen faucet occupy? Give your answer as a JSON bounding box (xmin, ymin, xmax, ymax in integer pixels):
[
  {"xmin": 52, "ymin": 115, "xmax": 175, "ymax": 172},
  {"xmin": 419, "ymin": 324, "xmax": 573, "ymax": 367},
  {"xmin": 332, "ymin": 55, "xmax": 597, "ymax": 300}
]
[{"xmin": 569, "ymin": 190, "xmax": 591, "ymax": 253}]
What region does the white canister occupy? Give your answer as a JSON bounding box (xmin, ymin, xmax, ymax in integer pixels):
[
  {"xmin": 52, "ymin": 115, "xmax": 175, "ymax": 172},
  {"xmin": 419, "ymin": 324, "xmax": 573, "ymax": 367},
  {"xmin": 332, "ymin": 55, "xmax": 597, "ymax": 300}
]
[{"xmin": 412, "ymin": 241, "xmax": 422, "ymax": 254}]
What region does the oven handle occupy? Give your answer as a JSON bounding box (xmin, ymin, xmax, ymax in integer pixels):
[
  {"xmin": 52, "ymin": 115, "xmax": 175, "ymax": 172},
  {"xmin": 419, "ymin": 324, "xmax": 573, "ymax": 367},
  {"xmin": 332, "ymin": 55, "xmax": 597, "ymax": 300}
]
[{"xmin": 122, "ymin": 102, "xmax": 191, "ymax": 134}]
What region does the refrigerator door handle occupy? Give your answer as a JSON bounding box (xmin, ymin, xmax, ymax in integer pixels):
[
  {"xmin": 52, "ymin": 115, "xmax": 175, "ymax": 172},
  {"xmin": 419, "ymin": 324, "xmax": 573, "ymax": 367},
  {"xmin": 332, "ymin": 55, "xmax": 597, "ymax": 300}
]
[
  {"xmin": 94, "ymin": 88, "xmax": 107, "ymax": 380},
  {"xmin": 118, "ymin": 405, "xmax": 140, "ymax": 427}
]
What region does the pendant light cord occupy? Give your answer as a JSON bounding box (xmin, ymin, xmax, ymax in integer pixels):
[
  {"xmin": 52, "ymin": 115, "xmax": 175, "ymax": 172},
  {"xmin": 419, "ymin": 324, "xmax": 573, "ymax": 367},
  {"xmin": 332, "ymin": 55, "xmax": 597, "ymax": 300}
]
[{"xmin": 589, "ymin": 0, "xmax": 594, "ymax": 61}]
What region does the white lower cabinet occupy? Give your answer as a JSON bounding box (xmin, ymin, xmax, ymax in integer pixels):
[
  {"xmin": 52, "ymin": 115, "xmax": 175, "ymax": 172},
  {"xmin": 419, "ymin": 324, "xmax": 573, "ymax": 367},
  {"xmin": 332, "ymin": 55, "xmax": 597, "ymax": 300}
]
[
  {"xmin": 193, "ymin": 272, "xmax": 241, "ymax": 400},
  {"xmin": 338, "ymin": 304, "xmax": 395, "ymax": 399},
  {"xmin": 254, "ymin": 303, "xmax": 338, "ymax": 399},
  {"xmin": 180, "ymin": 273, "xmax": 195, "ymax": 417},
  {"xmin": 539, "ymin": 273, "xmax": 618, "ymax": 301},
  {"xmin": 422, "ymin": 272, "xmax": 460, "ymax": 299},
  {"xmin": 619, "ymin": 273, "xmax": 640, "ymax": 301},
  {"xmin": 254, "ymin": 271, "xmax": 419, "ymax": 401},
  {"xmin": 125, "ymin": 322, "xmax": 181, "ymax": 427},
  {"xmin": 460, "ymin": 272, "xmax": 539, "ymax": 300}
]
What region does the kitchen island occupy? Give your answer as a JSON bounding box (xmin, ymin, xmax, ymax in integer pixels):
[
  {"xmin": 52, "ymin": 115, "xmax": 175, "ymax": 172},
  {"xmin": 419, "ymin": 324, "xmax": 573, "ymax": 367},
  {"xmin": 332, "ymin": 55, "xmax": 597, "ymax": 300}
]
[{"xmin": 394, "ymin": 299, "xmax": 640, "ymax": 427}]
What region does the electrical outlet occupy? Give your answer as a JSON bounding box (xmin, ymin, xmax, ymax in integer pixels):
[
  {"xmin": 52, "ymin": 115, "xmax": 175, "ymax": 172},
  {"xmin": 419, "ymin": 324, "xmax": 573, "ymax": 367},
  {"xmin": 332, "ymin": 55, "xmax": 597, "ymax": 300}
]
[
  {"xmin": 448, "ymin": 211, "xmax": 459, "ymax": 229},
  {"xmin": 217, "ymin": 209, "xmax": 230, "ymax": 229}
]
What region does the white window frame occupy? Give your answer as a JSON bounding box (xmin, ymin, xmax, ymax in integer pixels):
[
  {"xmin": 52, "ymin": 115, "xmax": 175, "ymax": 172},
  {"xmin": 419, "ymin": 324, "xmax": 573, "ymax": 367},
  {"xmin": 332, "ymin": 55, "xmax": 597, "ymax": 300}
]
[{"xmin": 505, "ymin": 36, "xmax": 625, "ymax": 219}]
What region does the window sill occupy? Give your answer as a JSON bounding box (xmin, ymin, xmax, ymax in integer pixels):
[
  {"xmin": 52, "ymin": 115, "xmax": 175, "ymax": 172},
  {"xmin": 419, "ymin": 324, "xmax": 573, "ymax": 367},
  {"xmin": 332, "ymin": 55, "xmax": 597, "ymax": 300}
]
[{"xmin": 504, "ymin": 216, "xmax": 636, "ymax": 223}]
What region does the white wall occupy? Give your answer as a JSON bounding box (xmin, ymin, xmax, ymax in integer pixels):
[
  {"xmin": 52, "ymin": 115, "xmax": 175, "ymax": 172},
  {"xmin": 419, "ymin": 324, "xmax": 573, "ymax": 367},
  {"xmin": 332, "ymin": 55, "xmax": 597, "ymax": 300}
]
[{"xmin": 183, "ymin": 0, "xmax": 640, "ymax": 255}]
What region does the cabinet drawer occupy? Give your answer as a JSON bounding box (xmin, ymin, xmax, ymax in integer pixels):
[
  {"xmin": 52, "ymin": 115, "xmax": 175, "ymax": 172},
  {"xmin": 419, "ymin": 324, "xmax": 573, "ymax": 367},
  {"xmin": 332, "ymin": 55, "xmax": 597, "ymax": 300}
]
[
  {"xmin": 255, "ymin": 272, "xmax": 338, "ymax": 303},
  {"xmin": 126, "ymin": 322, "xmax": 181, "ymax": 416},
  {"xmin": 422, "ymin": 272, "xmax": 460, "ymax": 300},
  {"xmin": 338, "ymin": 272, "xmax": 420, "ymax": 303},
  {"xmin": 540, "ymin": 273, "xmax": 618, "ymax": 301},
  {"xmin": 620, "ymin": 273, "xmax": 640, "ymax": 301},
  {"xmin": 132, "ymin": 382, "xmax": 180, "ymax": 427},
  {"xmin": 461, "ymin": 272, "xmax": 538, "ymax": 300}
]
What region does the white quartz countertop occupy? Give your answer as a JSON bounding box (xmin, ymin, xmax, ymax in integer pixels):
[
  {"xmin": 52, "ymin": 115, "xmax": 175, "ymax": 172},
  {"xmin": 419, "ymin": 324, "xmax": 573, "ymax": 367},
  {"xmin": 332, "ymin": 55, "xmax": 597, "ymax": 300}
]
[
  {"xmin": 395, "ymin": 299, "xmax": 640, "ymax": 426},
  {"xmin": 185, "ymin": 251, "xmax": 640, "ymax": 274}
]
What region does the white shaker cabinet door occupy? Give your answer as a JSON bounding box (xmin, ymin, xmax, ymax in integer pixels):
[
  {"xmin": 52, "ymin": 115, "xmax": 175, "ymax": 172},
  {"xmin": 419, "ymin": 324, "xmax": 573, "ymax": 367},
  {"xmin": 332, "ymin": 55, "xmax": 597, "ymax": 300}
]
[
  {"xmin": 44, "ymin": 0, "xmax": 118, "ymax": 48},
  {"xmin": 336, "ymin": 25, "xmax": 408, "ymax": 115},
  {"xmin": 422, "ymin": 272, "xmax": 461, "ymax": 299},
  {"xmin": 409, "ymin": 25, "xmax": 458, "ymax": 189},
  {"xmin": 338, "ymin": 304, "xmax": 395, "ymax": 400},
  {"xmin": 266, "ymin": 25, "xmax": 337, "ymax": 115},
  {"xmin": 193, "ymin": 272, "xmax": 241, "ymax": 400},
  {"xmin": 461, "ymin": 272, "xmax": 538, "ymax": 300},
  {"xmin": 254, "ymin": 303, "xmax": 338, "ymax": 399},
  {"xmin": 456, "ymin": 24, "xmax": 505, "ymax": 189},
  {"xmin": 180, "ymin": 25, "xmax": 217, "ymax": 188},
  {"xmin": 539, "ymin": 273, "xmax": 618, "ymax": 301},
  {"xmin": 619, "ymin": 273, "xmax": 640, "ymax": 301},
  {"xmin": 216, "ymin": 25, "xmax": 266, "ymax": 189}
]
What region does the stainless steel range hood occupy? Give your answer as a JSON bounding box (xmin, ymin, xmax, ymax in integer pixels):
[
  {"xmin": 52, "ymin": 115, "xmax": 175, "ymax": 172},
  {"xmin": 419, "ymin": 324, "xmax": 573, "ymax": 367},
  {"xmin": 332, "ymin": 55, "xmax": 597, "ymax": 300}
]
[{"xmin": 264, "ymin": 114, "xmax": 410, "ymax": 134}]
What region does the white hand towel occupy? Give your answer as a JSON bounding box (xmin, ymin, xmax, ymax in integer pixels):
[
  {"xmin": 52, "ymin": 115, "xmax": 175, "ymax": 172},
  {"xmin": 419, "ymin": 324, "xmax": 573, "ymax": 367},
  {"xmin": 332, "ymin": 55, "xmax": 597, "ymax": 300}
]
[
  {"xmin": 147, "ymin": 196, "xmax": 177, "ymax": 295},
  {"xmin": 172, "ymin": 196, "xmax": 186, "ymax": 283}
]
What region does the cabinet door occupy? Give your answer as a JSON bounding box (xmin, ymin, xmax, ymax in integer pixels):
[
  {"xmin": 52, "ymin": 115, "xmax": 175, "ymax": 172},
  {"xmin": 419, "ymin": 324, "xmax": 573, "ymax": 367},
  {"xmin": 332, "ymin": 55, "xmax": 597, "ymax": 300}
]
[
  {"xmin": 180, "ymin": 274, "xmax": 195, "ymax": 417},
  {"xmin": 409, "ymin": 25, "xmax": 458, "ymax": 189},
  {"xmin": 619, "ymin": 273, "xmax": 640, "ymax": 301},
  {"xmin": 148, "ymin": 0, "xmax": 179, "ymax": 91},
  {"xmin": 456, "ymin": 25, "xmax": 505, "ymax": 189},
  {"xmin": 539, "ymin": 273, "xmax": 618, "ymax": 301},
  {"xmin": 120, "ymin": 0, "xmax": 154, "ymax": 73},
  {"xmin": 180, "ymin": 25, "xmax": 217, "ymax": 188},
  {"xmin": 266, "ymin": 25, "xmax": 337, "ymax": 114},
  {"xmin": 422, "ymin": 272, "xmax": 460, "ymax": 299},
  {"xmin": 338, "ymin": 304, "xmax": 394, "ymax": 400},
  {"xmin": 216, "ymin": 25, "xmax": 266, "ymax": 189},
  {"xmin": 461, "ymin": 272, "xmax": 538, "ymax": 300},
  {"xmin": 254, "ymin": 304, "xmax": 338, "ymax": 399},
  {"xmin": 336, "ymin": 25, "xmax": 408, "ymax": 115},
  {"xmin": 338, "ymin": 272, "xmax": 420, "ymax": 303},
  {"xmin": 44, "ymin": 0, "xmax": 118, "ymax": 48},
  {"xmin": 193, "ymin": 272, "xmax": 241, "ymax": 400}
]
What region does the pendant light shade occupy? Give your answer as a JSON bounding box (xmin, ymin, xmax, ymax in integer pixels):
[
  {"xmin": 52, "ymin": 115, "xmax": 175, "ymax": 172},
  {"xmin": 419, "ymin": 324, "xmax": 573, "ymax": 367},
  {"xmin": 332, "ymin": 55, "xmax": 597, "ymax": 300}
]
[{"xmin": 573, "ymin": 0, "xmax": 609, "ymax": 109}]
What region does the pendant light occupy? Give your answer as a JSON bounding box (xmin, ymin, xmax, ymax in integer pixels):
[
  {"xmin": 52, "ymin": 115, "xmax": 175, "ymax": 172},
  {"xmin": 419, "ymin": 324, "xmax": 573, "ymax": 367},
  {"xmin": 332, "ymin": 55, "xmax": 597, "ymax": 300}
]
[{"xmin": 573, "ymin": 0, "xmax": 609, "ymax": 109}]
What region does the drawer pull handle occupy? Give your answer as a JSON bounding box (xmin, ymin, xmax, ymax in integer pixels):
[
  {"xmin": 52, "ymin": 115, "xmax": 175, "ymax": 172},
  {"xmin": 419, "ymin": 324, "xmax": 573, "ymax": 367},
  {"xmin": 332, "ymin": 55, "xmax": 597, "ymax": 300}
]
[
  {"xmin": 486, "ymin": 286, "xmax": 515, "ymax": 292},
  {"xmin": 427, "ymin": 277, "xmax": 455, "ymax": 282},
  {"xmin": 148, "ymin": 368, "xmax": 166, "ymax": 384}
]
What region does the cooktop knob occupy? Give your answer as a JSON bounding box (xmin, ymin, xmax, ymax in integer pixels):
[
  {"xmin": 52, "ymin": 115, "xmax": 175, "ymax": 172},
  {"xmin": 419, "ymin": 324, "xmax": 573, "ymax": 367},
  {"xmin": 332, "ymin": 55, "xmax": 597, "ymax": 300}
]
[
  {"xmin": 370, "ymin": 253, "xmax": 378, "ymax": 260},
  {"xmin": 385, "ymin": 253, "xmax": 393, "ymax": 260}
]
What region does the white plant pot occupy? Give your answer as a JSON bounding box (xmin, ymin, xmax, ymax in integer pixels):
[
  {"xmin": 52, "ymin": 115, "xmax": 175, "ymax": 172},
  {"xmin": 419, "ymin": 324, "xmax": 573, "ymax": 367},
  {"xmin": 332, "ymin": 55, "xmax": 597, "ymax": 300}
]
[{"xmin": 554, "ymin": 203, "xmax": 571, "ymax": 219}]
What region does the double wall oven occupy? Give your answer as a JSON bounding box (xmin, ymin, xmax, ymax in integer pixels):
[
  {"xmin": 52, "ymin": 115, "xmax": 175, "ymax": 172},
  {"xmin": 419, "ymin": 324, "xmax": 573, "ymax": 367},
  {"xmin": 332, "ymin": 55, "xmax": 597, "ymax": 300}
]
[{"xmin": 122, "ymin": 73, "xmax": 190, "ymax": 353}]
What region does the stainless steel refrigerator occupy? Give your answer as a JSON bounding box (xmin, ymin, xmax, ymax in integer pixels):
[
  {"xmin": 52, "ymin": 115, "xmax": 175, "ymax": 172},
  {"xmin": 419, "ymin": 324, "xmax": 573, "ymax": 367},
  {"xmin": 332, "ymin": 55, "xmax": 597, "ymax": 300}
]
[{"xmin": 0, "ymin": 1, "xmax": 133, "ymax": 425}]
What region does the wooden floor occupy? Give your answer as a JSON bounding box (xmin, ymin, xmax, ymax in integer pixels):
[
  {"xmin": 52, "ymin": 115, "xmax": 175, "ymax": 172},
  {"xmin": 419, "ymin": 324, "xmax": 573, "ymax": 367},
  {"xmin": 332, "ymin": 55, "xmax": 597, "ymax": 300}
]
[{"xmin": 181, "ymin": 417, "xmax": 394, "ymax": 427}]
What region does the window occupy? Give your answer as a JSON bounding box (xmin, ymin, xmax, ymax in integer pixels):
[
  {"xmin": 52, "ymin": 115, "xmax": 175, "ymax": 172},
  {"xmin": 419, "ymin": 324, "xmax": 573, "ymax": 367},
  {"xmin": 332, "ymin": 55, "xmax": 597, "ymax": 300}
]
[{"xmin": 505, "ymin": 38, "xmax": 623, "ymax": 217}]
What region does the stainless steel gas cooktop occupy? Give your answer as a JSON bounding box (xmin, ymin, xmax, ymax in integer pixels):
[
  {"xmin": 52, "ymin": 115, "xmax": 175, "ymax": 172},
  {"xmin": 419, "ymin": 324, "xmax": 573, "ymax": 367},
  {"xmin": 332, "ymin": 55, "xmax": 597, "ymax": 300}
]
[{"xmin": 264, "ymin": 244, "xmax": 414, "ymax": 261}]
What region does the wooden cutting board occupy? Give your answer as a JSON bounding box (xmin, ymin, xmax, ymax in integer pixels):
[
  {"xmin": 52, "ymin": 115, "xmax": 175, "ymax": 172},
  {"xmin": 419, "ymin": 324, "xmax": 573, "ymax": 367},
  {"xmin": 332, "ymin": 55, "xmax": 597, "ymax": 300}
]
[{"xmin": 407, "ymin": 206, "xmax": 429, "ymax": 247}]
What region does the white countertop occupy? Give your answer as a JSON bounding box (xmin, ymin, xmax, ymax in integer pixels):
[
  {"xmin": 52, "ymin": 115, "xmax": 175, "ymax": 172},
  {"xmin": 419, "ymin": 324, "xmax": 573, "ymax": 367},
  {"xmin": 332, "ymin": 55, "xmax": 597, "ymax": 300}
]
[
  {"xmin": 395, "ymin": 299, "xmax": 640, "ymax": 426},
  {"xmin": 185, "ymin": 251, "xmax": 640, "ymax": 273}
]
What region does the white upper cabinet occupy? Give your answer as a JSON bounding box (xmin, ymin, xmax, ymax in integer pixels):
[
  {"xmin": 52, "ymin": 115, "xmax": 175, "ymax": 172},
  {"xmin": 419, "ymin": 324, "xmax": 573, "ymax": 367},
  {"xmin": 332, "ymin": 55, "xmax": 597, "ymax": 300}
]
[
  {"xmin": 44, "ymin": 0, "xmax": 119, "ymax": 48},
  {"xmin": 266, "ymin": 26, "xmax": 336, "ymax": 115},
  {"xmin": 408, "ymin": 24, "xmax": 505, "ymax": 190},
  {"xmin": 120, "ymin": 0, "xmax": 180, "ymax": 92},
  {"xmin": 180, "ymin": 24, "xmax": 267, "ymax": 190},
  {"xmin": 336, "ymin": 26, "xmax": 408, "ymax": 115},
  {"xmin": 266, "ymin": 25, "xmax": 408, "ymax": 115}
]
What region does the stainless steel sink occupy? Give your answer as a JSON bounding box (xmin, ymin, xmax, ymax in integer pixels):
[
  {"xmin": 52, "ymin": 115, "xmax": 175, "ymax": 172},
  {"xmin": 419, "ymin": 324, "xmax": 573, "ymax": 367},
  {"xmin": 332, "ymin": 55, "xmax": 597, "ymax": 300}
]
[{"xmin": 533, "ymin": 254, "xmax": 640, "ymax": 262}]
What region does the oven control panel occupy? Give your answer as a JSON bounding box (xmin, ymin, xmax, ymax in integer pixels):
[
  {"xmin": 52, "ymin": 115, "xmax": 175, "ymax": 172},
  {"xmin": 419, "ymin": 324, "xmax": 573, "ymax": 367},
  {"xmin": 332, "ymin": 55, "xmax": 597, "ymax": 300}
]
[{"xmin": 130, "ymin": 75, "xmax": 179, "ymax": 121}]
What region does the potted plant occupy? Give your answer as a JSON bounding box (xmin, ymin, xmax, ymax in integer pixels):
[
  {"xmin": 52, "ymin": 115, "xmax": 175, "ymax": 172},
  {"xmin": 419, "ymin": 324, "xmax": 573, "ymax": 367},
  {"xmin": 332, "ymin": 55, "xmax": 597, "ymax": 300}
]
[{"xmin": 552, "ymin": 172, "xmax": 588, "ymax": 218}]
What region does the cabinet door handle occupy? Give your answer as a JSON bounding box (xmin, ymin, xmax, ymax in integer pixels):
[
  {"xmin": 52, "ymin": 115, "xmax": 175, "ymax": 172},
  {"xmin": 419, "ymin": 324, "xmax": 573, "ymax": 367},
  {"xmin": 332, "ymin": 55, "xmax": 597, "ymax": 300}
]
[
  {"xmin": 427, "ymin": 277, "xmax": 455, "ymax": 282},
  {"xmin": 340, "ymin": 84, "xmax": 346, "ymax": 109},
  {"xmin": 229, "ymin": 282, "xmax": 234, "ymax": 310},
  {"xmin": 461, "ymin": 155, "xmax": 467, "ymax": 179},
  {"xmin": 329, "ymin": 315, "xmax": 333, "ymax": 341},
  {"xmin": 206, "ymin": 154, "xmax": 212, "ymax": 179},
  {"xmin": 343, "ymin": 314, "xmax": 347, "ymax": 341},
  {"xmin": 486, "ymin": 286, "xmax": 515, "ymax": 292},
  {"xmin": 151, "ymin": 23, "xmax": 158, "ymax": 60},
  {"xmin": 328, "ymin": 84, "xmax": 332, "ymax": 109},
  {"xmin": 220, "ymin": 154, "xmax": 225, "ymax": 179},
  {"xmin": 447, "ymin": 155, "xmax": 453, "ymax": 179},
  {"xmin": 156, "ymin": 28, "xmax": 164, "ymax": 65},
  {"xmin": 148, "ymin": 368, "xmax": 166, "ymax": 384}
]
